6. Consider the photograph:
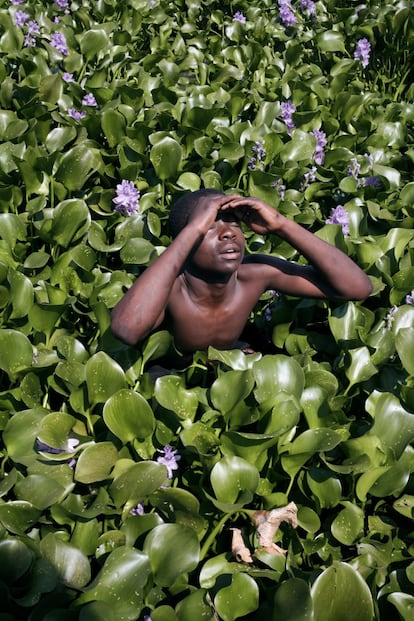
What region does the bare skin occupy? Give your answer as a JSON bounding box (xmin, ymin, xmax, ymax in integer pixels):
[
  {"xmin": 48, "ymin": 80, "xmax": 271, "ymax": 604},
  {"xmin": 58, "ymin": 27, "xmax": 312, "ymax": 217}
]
[{"xmin": 111, "ymin": 194, "xmax": 372, "ymax": 352}]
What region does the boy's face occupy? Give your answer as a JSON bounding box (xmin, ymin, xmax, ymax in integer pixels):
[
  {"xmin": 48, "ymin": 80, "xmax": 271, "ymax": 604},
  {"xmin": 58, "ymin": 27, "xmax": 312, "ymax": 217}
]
[{"xmin": 189, "ymin": 211, "xmax": 245, "ymax": 277}]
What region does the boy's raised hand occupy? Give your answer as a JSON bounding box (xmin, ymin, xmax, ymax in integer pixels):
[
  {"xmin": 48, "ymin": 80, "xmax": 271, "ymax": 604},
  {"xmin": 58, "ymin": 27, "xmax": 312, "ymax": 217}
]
[{"xmin": 220, "ymin": 196, "xmax": 284, "ymax": 236}]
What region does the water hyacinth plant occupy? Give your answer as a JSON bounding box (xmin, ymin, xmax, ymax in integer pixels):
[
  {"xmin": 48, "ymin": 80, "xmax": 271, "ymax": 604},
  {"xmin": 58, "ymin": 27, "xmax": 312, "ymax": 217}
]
[{"xmin": 0, "ymin": 0, "xmax": 414, "ymax": 620}]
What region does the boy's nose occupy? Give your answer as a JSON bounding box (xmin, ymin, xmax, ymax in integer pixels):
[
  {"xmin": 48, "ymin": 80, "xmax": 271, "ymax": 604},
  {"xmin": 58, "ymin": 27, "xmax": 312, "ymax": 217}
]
[{"xmin": 217, "ymin": 221, "xmax": 236, "ymax": 238}]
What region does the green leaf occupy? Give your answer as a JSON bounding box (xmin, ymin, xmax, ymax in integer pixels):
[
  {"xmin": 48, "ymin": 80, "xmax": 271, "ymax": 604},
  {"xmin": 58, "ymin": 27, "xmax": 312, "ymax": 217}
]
[
  {"xmin": 176, "ymin": 589, "xmax": 215, "ymax": 621},
  {"xmin": 210, "ymin": 369, "xmax": 254, "ymax": 414},
  {"xmin": 0, "ymin": 329, "xmax": 33, "ymax": 380},
  {"xmin": 150, "ymin": 137, "xmax": 182, "ymax": 180},
  {"xmin": 50, "ymin": 199, "xmax": 91, "ymax": 247},
  {"xmin": 103, "ymin": 389, "xmax": 155, "ymax": 442},
  {"xmin": 210, "ymin": 456, "xmax": 259, "ymax": 505},
  {"xmin": 144, "ymin": 523, "xmax": 200, "ymax": 587},
  {"xmin": 214, "ymin": 573, "xmax": 259, "ymax": 621},
  {"xmin": 109, "ymin": 461, "xmax": 168, "ymax": 508},
  {"xmin": 311, "ymin": 562, "xmax": 374, "ymax": 621},
  {"xmin": 331, "ymin": 502, "xmax": 364, "ymax": 545},
  {"xmin": 77, "ymin": 546, "xmax": 150, "ymax": 618},
  {"xmin": 395, "ymin": 327, "xmax": 414, "ymax": 375},
  {"xmin": 74, "ymin": 442, "xmax": 118, "ymax": 484},
  {"xmin": 154, "ymin": 375, "xmax": 199, "ymax": 421},
  {"xmin": 345, "ymin": 347, "xmax": 377, "ymax": 388},
  {"xmin": 0, "ymin": 538, "xmax": 34, "ymax": 584},
  {"xmin": 55, "ymin": 144, "xmax": 104, "ymax": 191},
  {"xmin": 316, "ymin": 31, "xmax": 346, "ymax": 52},
  {"xmin": 272, "ymin": 578, "xmax": 313, "ymax": 621},
  {"xmin": 85, "ymin": 352, "xmax": 127, "ymax": 405},
  {"xmin": 253, "ymin": 355, "xmax": 305, "ymax": 408}
]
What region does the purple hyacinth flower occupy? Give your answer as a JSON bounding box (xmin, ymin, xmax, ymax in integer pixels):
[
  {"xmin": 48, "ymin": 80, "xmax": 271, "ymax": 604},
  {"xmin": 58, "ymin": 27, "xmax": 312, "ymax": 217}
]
[
  {"xmin": 113, "ymin": 180, "xmax": 140, "ymax": 216},
  {"xmin": 326, "ymin": 205, "xmax": 350, "ymax": 236},
  {"xmin": 157, "ymin": 445, "xmax": 181, "ymax": 479},
  {"xmin": 354, "ymin": 38, "xmax": 371, "ymax": 68}
]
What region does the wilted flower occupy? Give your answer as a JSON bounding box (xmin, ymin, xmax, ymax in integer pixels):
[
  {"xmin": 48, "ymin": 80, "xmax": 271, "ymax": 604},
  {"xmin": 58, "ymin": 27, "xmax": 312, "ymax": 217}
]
[
  {"xmin": 278, "ymin": 0, "xmax": 297, "ymax": 26},
  {"xmin": 354, "ymin": 38, "xmax": 371, "ymax": 68},
  {"xmin": 15, "ymin": 10, "xmax": 30, "ymax": 27},
  {"xmin": 113, "ymin": 180, "xmax": 140, "ymax": 216},
  {"xmin": 385, "ymin": 305, "xmax": 398, "ymax": 330},
  {"xmin": 157, "ymin": 445, "xmax": 181, "ymax": 479},
  {"xmin": 233, "ymin": 11, "xmax": 246, "ymax": 22},
  {"xmin": 280, "ymin": 100, "xmax": 296, "ymax": 132},
  {"xmin": 82, "ymin": 93, "xmax": 98, "ymax": 107},
  {"xmin": 51, "ymin": 31, "xmax": 68, "ymax": 55},
  {"xmin": 68, "ymin": 108, "xmax": 86, "ymax": 121},
  {"xmin": 405, "ymin": 291, "xmax": 414, "ymax": 305},
  {"xmin": 326, "ymin": 205, "xmax": 349, "ymax": 236},
  {"xmin": 312, "ymin": 129, "xmax": 327, "ymax": 165}
]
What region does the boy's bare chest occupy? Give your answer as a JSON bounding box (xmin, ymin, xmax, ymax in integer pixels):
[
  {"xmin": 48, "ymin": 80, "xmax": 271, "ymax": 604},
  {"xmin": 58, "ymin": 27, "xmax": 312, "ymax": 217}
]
[{"xmin": 167, "ymin": 277, "xmax": 262, "ymax": 351}]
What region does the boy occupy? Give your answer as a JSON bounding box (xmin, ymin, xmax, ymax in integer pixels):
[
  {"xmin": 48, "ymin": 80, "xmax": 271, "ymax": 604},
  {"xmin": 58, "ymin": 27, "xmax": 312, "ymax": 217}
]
[{"xmin": 111, "ymin": 190, "xmax": 372, "ymax": 353}]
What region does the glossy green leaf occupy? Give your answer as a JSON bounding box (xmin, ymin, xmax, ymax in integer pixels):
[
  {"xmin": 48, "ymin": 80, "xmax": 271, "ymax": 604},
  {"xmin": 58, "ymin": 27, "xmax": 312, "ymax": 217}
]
[
  {"xmin": 150, "ymin": 137, "xmax": 182, "ymax": 180},
  {"xmin": 154, "ymin": 375, "xmax": 199, "ymax": 420},
  {"xmin": 210, "ymin": 369, "xmax": 255, "ymax": 414},
  {"xmin": 144, "ymin": 523, "xmax": 200, "ymax": 587},
  {"xmin": 210, "ymin": 456, "xmax": 259, "ymax": 505},
  {"xmin": 253, "ymin": 355, "xmax": 305, "ymax": 408},
  {"xmin": 103, "ymin": 389, "xmax": 155, "ymax": 442},
  {"xmin": 0, "ymin": 538, "xmax": 34, "ymax": 584},
  {"xmin": 0, "ymin": 329, "xmax": 33, "ymax": 379},
  {"xmin": 55, "ymin": 145, "xmax": 104, "ymax": 191},
  {"xmin": 176, "ymin": 589, "xmax": 214, "ymax": 621},
  {"xmin": 75, "ymin": 442, "xmax": 118, "ymax": 484},
  {"xmin": 331, "ymin": 502, "xmax": 364, "ymax": 545},
  {"xmin": 40, "ymin": 532, "xmax": 91, "ymax": 589},
  {"xmin": 109, "ymin": 461, "xmax": 168, "ymax": 508},
  {"xmin": 214, "ymin": 572, "xmax": 259, "ymax": 621},
  {"xmin": 77, "ymin": 546, "xmax": 150, "ymax": 617},
  {"xmin": 85, "ymin": 352, "xmax": 127, "ymax": 405},
  {"xmin": 272, "ymin": 578, "xmax": 313, "ymax": 621},
  {"xmin": 311, "ymin": 562, "xmax": 374, "ymax": 621}
]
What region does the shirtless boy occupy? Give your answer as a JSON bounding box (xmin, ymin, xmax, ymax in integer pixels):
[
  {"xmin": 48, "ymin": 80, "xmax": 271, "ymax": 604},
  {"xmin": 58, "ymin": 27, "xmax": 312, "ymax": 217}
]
[{"xmin": 111, "ymin": 190, "xmax": 372, "ymax": 353}]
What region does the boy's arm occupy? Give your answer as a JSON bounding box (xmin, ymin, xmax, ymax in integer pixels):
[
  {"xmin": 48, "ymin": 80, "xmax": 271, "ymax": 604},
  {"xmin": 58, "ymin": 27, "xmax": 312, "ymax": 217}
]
[
  {"xmin": 223, "ymin": 196, "xmax": 372, "ymax": 300},
  {"xmin": 111, "ymin": 194, "xmax": 233, "ymax": 345}
]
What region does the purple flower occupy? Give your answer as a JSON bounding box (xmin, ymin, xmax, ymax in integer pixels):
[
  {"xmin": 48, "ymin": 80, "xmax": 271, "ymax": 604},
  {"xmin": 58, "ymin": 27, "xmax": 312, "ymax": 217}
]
[
  {"xmin": 130, "ymin": 503, "xmax": 145, "ymax": 516},
  {"xmin": 278, "ymin": 0, "xmax": 297, "ymax": 26},
  {"xmin": 55, "ymin": 0, "xmax": 69, "ymax": 8},
  {"xmin": 144, "ymin": 616, "xmax": 153, "ymax": 621},
  {"xmin": 27, "ymin": 20, "xmax": 39, "ymax": 34},
  {"xmin": 326, "ymin": 205, "xmax": 349, "ymax": 236},
  {"xmin": 248, "ymin": 141, "xmax": 266, "ymax": 170},
  {"xmin": 24, "ymin": 34, "xmax": 36, "ymax": 47},
  {"xmin": 157, "ymin": 445, "xmax": 181, "ymax": 479},
  {"xmin": 15, "ymin": 10, "xmax": 30, "ymax": 27},
  {"xmin": 300, "ymin": 0, "xmax": 316, "ymax": 16},
  {"xmin": 233, "ymin": 11, "xmax": 246, "ymax": 23},
  {"xmin": 62, "ymin": 72, "xmax": 74, "ymax": 82},
  {"xmin": 272, "ymin": 178, "xmax": 286, "ymax": 200},
  {"xmin": 405, "ymin": 291, "xmax": 414, "ymax": 305},
  {"xmin": 312, "ymin": 129, "xmax": 327, "ymax": 165},
  {"xmin": 354, "ymin": 38, "xmax": 371, "ymax": 68},
  {"xmin": 347, "ymin": 157, "xmax": 361, "ymax": 187},
  {"xmin": 363, "ymin": 176, "xmax": 381, "ymax": 189},
  {"xmin": 11, "ymin": 0, "xmax": 24, "ymax": 4},
  {"xmin": 51, "ymin": 31, "xmax": 68, "ymax": 55},
  {"xmin": 68, "ymin": 108, "xmax": 86, "ymax": 121},
  {"xmin": 82, "ymin": 93, "xmax": 98, "ymax": 107},
  {"xmin": 300, "ymin": 166, "xmax": 317, "ymax": 191},
  {"xmin": 113, "ymin": 180, "xmax": 140, "ymax": 216},
  {"xmin": 36, "ymin": 438, "xmax": 79, "ymax": 454},
  {"xmin": 280, "ymin": 100, "xmax": 296, "ymax": 132}
]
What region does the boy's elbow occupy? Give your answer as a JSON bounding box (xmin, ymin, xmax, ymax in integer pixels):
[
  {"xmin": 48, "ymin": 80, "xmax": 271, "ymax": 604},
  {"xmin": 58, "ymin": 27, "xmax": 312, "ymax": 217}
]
[
  {"xmin": 110, "ymin": 312, "xmax": 139, "ymax": 346},
  {"xmin": 349, "ymin": 275, "xmax": 373, "ymax": 301}
]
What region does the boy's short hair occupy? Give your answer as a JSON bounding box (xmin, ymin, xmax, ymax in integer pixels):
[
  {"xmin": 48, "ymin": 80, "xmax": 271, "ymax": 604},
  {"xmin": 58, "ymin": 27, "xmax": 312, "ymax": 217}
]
[{"xmin": 169, "ymin": 189, "xmax": 225, "ymax": 238}]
